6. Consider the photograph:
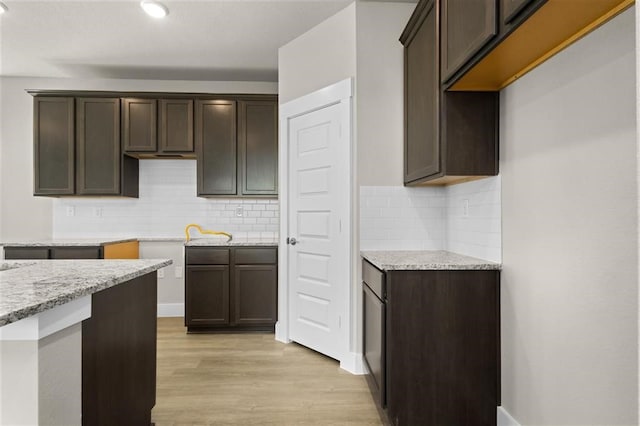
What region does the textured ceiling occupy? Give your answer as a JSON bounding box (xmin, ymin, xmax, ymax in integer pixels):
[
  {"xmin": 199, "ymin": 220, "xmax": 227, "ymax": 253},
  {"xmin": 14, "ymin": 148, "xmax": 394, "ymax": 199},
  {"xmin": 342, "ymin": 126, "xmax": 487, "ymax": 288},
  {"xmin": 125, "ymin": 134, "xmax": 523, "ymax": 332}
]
[{"xmin": 0, "ymin": 0, "xmax": 355, "ymax": 81}]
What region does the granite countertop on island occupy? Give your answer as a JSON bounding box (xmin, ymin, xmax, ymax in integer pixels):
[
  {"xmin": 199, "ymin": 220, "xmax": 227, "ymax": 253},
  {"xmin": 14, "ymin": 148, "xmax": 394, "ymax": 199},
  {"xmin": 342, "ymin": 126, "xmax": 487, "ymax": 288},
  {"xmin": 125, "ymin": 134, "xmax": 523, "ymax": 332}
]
[
  {"xmin": 0, "ymin": 238, "xmax": 137, "ymax": 247},
  {"xmin": 0, "ymin": 258, "xmax": 171, "ymax": 326},
  {"xmin": 185, "ymin": 237, "xmax": 279, "ymax": 247},
  {"xmin": 361, "ymin": 250, "xmax": 501, "ymax": 271}
]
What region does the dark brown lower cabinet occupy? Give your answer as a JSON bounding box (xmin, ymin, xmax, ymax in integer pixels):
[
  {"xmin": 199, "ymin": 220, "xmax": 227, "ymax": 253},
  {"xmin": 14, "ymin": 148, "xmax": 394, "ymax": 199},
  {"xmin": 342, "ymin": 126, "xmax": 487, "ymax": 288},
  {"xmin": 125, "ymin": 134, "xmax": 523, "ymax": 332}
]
[
  {"xmin": 82, "ymin": 272, "xmax": 157, "ymax": 426},
  {"xmin": 185, "ymin": 265, "xmax": 230, "ymax": 326},
  {"xmin": 3, "ymin": 246, "xmax": 103, "ymax": 260},
  {"xmin": 185, "ymin": 246, "xmax": 277, "ymax": 332},
  {"xmin": 363, "ymin": 260, "xmax": 500, "ymax": 426}
]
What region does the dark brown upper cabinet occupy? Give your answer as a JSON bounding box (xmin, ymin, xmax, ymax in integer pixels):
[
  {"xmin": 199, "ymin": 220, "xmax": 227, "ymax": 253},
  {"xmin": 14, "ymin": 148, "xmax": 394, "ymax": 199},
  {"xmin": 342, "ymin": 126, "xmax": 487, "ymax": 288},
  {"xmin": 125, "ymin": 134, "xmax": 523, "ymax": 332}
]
[
  {"xmin": 196, "ymin": 97, "xmax": 278, "ymax": 198},
  {"xmin": 122, "ymin": 98, "xmax": 157, "ymax": 152},
  {"xmin": 446, "ymin": 0, "xmax": 632, "ymax": 90},
  {"xmin": 441, "ymin": 0, "xmax": 497, "ymax": 83},
  {"xmin": 239, "ymin": 100, "xmax": 278, "ymax": 196},
  {"xmin": 33, "ymin": 95, "xmax": 137, "ymax": 197},
  {"xmin": 34, "ymin": 97, "xmax": 75, "ymax": 195},
  {"xmin": 403, "ymin": 0, "xmax": 439, "ymax": 183},
  {"xmin": 502, "ymin": 0, "xmax": 535, "ymax": 24},
  {"xmin": 76, "ymin": 98, "xmax": 121, "ymax": 195},
  {"xmin": 123, "ymin": 98, "xmax": 194, "ymax": 157},
  {"xmin": 159, "ymin": 99, "xmax": 194, "ymax": 153},
  {"xmin": 196, "ymin": 99, "xmax": 238, "ymax": 196},
  {"xmin": 401, "ymin": 0, "xmax": 499, "ymax": 186}
]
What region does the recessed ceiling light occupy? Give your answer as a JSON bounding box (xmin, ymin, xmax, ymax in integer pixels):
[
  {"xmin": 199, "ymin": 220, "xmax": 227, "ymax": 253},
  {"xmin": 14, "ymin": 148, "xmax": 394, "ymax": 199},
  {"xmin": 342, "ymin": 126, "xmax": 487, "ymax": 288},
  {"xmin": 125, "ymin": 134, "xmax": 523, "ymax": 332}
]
[
  {"xmin": 0, "ymin": 2, "xmax": 9, "ymax": 14},
  {"xmin": 140, "ymin": 1, "xmax": 168, "ymax": 19}
]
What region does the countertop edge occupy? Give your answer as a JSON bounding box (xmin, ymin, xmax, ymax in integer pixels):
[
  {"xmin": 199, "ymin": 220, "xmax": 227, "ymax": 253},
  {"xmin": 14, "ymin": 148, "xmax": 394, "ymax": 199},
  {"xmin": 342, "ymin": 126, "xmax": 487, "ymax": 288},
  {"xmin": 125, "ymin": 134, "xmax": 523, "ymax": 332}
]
[
  {"xmin": 361, "ymin": 250, "xmax": 502, "ymax": 271},
  {"xmin": 0, "ymin": 259, "xmax": 172, "ymax": 327},
  {"xmin": 0, "ymin": 238, "xmax": 138, "ymax": 248}
]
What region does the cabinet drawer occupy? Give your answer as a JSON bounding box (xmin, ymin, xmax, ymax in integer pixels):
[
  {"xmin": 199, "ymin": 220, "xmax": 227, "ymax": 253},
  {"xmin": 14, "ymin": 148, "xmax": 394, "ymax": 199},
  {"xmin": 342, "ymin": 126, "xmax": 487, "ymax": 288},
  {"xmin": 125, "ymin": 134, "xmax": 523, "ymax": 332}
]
[
  {"xmin": 235, "ymin": 248, "xmax": 277, "ymax": 264},
  {"xmin": 186, "ymin": 248, "xmax": 230, "ymax": 265},
  {"xmin": 51, "ymin": 247, "xmax": 102, "ymax": 259},
  {"xmin": 4, "ymin": 247, "xmax": 50, "ymax": 259},
  {"xmin": 362, "ymin": 260, "xmax": 385, "ymax": 300}
]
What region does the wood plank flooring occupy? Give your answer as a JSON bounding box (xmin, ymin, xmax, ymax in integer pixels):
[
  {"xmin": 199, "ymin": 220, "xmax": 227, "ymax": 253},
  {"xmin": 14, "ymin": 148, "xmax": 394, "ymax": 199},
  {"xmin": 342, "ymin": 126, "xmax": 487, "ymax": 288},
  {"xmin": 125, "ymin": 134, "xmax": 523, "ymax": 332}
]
[{"xmin": 152, "ymin": 317, "xmax": 382, "ymax": 425}]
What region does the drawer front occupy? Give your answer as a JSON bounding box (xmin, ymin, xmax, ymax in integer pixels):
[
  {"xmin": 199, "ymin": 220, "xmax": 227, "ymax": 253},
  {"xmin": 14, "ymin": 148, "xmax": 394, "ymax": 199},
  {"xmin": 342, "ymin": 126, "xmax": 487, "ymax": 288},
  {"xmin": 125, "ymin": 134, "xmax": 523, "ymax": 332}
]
[
  {"xmin": 4, "ymin": 247, "xmax": 50, "ymax": 259},
  {"xmin": 51, "ymin": 247, "xmax": 102, "ymax": 259},
  {"xmin": 186, "ymin": 247, "xmax": 230, "ymax": 265},
  {"xmin": 235, "ymin": 247, "xmax": 277, "ymax": 264},
  {"xmin": 362, "ymin": 260, "xmax": 385, "ymax": 300}
]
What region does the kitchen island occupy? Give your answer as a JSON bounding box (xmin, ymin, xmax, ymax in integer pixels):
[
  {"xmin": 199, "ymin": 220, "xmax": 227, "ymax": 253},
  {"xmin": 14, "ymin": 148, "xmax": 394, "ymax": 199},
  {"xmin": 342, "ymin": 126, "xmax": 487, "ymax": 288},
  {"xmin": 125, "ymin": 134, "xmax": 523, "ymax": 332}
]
[{"xmin": 0, "ymin": 258, "xmax": 171, "ymax": 426}]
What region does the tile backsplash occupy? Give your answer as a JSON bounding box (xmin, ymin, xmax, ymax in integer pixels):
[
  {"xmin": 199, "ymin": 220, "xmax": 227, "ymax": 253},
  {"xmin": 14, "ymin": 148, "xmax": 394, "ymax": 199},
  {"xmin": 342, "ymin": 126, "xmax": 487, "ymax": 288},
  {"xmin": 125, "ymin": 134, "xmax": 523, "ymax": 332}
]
[
  {"xmin": 53, "ymin": 160, "xmax": 279, "ymax": 239},
  {"xmin": 360, "ymin": 176, "xmax": 501, "ymax": 262}
]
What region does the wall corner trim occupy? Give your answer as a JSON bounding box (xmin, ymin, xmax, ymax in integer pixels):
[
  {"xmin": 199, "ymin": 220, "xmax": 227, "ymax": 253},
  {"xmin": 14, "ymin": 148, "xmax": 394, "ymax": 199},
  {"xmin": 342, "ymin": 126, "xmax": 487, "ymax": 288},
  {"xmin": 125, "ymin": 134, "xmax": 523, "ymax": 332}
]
[{"xmin": 498, "ymin": 406, "xmax": 522, "ymax": 426}]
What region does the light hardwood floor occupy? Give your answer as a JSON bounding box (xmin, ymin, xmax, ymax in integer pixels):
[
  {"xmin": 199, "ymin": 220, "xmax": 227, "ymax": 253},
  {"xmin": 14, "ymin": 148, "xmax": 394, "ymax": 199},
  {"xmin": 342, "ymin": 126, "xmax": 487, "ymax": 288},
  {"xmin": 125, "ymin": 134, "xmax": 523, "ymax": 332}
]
[{"xmin": 152, "ymin": 317, "xmax": 382, "ymax": 426}]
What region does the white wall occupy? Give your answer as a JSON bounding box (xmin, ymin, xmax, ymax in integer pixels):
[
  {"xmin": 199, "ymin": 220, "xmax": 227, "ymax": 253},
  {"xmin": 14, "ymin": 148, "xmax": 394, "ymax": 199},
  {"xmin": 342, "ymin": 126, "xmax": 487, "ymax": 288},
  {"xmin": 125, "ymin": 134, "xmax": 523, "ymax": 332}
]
[
  {"xmin": 501, "ymin": 8, "xmax": 637, "ymax": 424},
  {"xmin": 356, "ymin": 2, "xmax": 414, "ymax": 187},
  {"xmin": 0, "ymin": 76, "xmax": 277, "ymax": 242},
  {"xmin": 360, "ymin": 177, "xmax": 501, "ymax": 263},
  {"xmin": 53, "ymin": 160, "xmax": 279, "ymax": 239},
  {"xmin": 278, "ymin": 3, "xmax": 356, "ymax": 105}
]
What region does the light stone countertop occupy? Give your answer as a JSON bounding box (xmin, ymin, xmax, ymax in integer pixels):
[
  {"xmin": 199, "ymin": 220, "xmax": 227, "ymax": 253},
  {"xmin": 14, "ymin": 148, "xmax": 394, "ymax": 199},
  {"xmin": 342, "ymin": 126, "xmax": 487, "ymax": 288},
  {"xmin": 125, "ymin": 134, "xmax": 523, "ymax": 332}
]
[
  {"xmin": 0, "ymin": 238, "xmax": 137, "ymax": 247},
  {"xmin": 361, "ymin": 250, "xmax": 501, "ymax": 271},
  {"xmin": 0, "ymin": 259, "xmax": 172, "ymax": 327},
  {"xmin": 185, "ymin": 237, "xmax": 279, "ymax": 247}
]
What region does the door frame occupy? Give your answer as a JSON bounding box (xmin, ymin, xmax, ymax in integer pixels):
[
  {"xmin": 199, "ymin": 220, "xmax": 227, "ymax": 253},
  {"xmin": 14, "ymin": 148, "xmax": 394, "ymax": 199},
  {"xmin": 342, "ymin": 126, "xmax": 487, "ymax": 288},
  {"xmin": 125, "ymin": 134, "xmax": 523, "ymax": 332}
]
[{"xmin": 277, "ymin": 78, "xmax": 358, "ymax": 372}]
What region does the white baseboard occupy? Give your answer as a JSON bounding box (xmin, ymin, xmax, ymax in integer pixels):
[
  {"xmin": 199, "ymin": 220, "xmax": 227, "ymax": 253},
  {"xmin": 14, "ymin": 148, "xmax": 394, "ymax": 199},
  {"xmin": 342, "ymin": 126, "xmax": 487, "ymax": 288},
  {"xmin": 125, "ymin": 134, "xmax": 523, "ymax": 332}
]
[
  {"xmin": 274, "ymin": 321, "xmax": 290, "ymax": 343},
  {"xmin": 498, "ymin": 406, "xmax": 521, "ymax": 426},
  {"xmin": 340, "ymin": 352, "xmax": 366, "ymax": 375},
  {"xmin": 157, "ymin": 303, "xmax": 184, "ymax": 317}
]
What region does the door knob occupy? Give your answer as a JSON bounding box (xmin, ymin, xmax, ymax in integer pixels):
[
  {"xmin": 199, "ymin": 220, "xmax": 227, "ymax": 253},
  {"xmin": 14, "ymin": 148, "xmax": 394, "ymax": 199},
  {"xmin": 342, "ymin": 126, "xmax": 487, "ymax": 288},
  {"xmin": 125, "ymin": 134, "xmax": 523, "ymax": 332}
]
[{"xmin": 287, "ymin": 237, "xmax": 298, "ymax": 246}]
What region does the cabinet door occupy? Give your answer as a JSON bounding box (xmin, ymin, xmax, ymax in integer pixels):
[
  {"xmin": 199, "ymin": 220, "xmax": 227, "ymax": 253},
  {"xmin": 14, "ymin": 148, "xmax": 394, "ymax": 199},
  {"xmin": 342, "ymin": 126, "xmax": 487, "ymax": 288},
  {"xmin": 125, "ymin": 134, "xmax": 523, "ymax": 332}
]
[
  {"xmin": 34, "ymin": 97, "xmax": 75, "ymax": 195},
  {"xmin": 239, "ymin": 100, "xmax": 277, "ymax": 195},
  {"xmin": 3, "ymin": 247, "xmax": 50, "ymax": 259},
  {"xmin": 386, "ymin": 270, "xmax": 499, "ymax": 426},
  {"xmin": 76, "ymin": 98, "xmax": 121, "ymax": 195},
  {"xmin": 404, "ymin": 0, "xmax": 440, "ymax": 184},
  {"xmin": 122, "ymin": 98, "xmax": 157, "ymax": 152},
  {"xmin": 233, "ymin": 265, "xmax": 277, "ymax": 326},
  {"xmin": 195, "ymin": 100, "xmax": 237, "ymax": 196},
  {"xmin": 159, "ymin": 99, "xmax": 194, "ymax": 153},
  {"xmin": 441, "ymin": 0, "xmax": 497, "ymax": 82},
  {"xmin": 185, "ymin": 265, "xmax": 230, "ymax": 326},
  {"xmin": 502, "ymin": 0, "xmax": 535, "ymax": 24},
  {"xmin": 50, "ymin": 247, "xmax": 102, "ymax": 259}
]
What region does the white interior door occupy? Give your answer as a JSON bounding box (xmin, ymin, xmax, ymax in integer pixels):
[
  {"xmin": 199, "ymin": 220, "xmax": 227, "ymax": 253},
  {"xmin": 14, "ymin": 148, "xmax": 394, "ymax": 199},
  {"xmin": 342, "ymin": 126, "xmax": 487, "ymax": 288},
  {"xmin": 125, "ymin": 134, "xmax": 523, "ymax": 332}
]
[{"xmin": 286, "ymin": 101, "xmax": 349, "ymax": 361}]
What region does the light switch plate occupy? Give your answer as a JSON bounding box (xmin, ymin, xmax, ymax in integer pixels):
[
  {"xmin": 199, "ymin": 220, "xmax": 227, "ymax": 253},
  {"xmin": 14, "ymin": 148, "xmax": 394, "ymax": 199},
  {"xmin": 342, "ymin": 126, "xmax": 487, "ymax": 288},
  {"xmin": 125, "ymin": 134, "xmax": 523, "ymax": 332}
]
[
  {"xmin": 235, "ymin": 206, "xmax": 243, "ymax": 217},
  {"xmin": 174, "ymin": 266, "xmax": 183, "ymax": 278},
  {"xmin": 158, "ymin": 269, "xmax": 165, "ymax": 279}
]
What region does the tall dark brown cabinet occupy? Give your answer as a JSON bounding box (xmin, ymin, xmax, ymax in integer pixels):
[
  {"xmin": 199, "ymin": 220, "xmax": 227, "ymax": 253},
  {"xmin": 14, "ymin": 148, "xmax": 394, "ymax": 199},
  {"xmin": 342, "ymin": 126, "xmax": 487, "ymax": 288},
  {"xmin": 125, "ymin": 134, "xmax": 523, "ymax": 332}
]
[
  {"xmin": 195, "ymin": 99, "xmax": 238, "ymax": 196},
  {"xmin": 401, "ymin": 0, "xmax": 498, "ymax": 186},
  {"xmin": 196, "ymin": 96, "xmax": 277, "ymax": 197},
  {"xmin": 34, "ymin": 97, "xmax": 75, "ymax": 195},
  {"xmin": 76, "ymin": 98, "xmax": 121, "ymax": 195},
  {"xmin": 239, "ymin": 100, "xmax": 278, "ymax": 196}
]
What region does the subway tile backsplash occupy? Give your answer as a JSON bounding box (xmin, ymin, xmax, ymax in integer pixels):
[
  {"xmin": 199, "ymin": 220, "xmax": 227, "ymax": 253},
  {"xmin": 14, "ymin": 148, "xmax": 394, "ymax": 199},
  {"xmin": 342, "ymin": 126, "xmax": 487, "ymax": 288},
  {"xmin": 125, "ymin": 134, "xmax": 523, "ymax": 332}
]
[
  {"xmin": 52, "ymin": 160, "xmax": 279, "ymax": 239},
  {"xmin": 360, "ymin": 176, "xmax": 501, "ymax": 262}
]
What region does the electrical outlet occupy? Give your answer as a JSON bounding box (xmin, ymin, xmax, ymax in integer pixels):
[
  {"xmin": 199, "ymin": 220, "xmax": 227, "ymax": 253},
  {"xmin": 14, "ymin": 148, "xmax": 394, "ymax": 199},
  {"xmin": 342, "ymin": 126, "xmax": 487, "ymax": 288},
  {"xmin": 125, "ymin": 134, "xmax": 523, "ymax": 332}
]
[
  {"xmin": 92, "ymin": 207, "xmax": 102, "ymax": 217},
  {"xmin": 66, "ymin": 206, "xmax": 75, "ymax": 217},
  {"xmin": 235, "ymin": 206, "xmax": 243, "ymax": 217},
  {"xmin": 463, "ymin": 199, "xmax": 469, "ymax": 217},
  {"xmin": 174, "ymin": 266, "xmax": 183, "ymax": 278},
  {"xmin": 158, "ymin": 269, "xmax": 165, "ymax": 279}
]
